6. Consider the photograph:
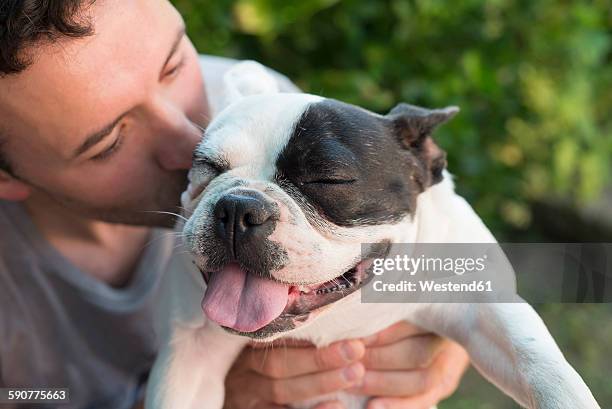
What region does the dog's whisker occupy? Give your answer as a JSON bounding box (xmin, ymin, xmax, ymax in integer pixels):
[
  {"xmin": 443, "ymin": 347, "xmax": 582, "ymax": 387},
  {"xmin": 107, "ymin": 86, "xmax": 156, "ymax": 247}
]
[
  {"xmin": 140, "ymin": 228, "xmax": 190, "ymax": 250},
  {"xmin": 141, "ymin": 210, "xmax": 190, "ymax": 223},
  {"xmin": 172, "ymin": 242, "xmax": 186, "ymax": 252},
  {"xmin": 141, "ymin": 230, "xmax": 184, "ymax": 251},
  {"xmin": 259, "ymin": 342, "xmax": 272, "ymax": 373},
  {"xmin": 176, "ymin": 206, "xmax": 194, "ymax": 218}
]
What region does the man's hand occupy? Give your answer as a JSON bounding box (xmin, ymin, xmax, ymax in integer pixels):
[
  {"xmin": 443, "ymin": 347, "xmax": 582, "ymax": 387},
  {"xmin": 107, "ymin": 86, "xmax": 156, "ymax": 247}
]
[
  {"xmin": 223, "ymin": 322, "xmax": 469, "ymax": 409},
  {"xmin": 224, "ymin": 339, "xmax": 366, "ymax": 409},
  {"xmin": 350, "ymin": 322, "xmax": 469, "ymax": 409}
]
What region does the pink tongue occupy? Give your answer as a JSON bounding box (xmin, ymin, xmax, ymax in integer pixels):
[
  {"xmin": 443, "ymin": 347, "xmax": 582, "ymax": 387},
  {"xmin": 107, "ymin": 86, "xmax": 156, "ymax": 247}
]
[{"xmin": 201, "ymin": 262, "xmax": 290, "ymax": 332}]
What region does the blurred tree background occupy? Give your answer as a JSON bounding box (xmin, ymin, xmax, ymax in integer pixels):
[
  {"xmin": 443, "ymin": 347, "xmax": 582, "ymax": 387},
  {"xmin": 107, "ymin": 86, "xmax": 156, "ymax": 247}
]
[{"xmin": 171, "ymin": 0, "xmax": 612, "ymax": 407}]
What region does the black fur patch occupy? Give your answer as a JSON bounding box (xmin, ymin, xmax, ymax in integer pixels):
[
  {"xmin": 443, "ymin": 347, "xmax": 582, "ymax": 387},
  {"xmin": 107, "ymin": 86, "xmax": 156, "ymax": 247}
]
[{"xmin": 276, "ymin": 99, "xmax": 442, "ymax": 227}]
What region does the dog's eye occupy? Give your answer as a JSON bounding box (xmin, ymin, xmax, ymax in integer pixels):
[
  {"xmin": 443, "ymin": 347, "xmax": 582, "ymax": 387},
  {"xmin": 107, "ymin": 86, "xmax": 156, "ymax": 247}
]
[
  {"xmin": 187, "ymin": 156, "xmax": 227, "ymax": 200},
  {"xmin": 186, "ymin": 170, "xmax": 215, "ymax": 202},
  {"xmin": 302, "ymin": 177, "xmax": 357, "ymax": 185},
  {"xmin": 193, "ymin": 156, "xmax": 227, "ymax": 174}
]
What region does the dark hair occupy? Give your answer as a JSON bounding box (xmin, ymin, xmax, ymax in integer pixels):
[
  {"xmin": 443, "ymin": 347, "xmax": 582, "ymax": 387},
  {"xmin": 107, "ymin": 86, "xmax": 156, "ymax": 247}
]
[{"xmin": 0, "ymin": 0, "xmax": 95, "ymax": 76}]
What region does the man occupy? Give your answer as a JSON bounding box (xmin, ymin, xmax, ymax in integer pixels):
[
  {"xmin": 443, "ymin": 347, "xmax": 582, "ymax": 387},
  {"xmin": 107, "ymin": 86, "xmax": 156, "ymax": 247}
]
[{"xmin": 0, "ymin": 1, "xmax": 469, "ymax": 408}]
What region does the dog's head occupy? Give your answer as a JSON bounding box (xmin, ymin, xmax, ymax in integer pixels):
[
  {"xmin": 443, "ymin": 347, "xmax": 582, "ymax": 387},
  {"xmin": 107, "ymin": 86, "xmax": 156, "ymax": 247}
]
[{"xmin": 182, "ymin": 62, "xmax": 458, "ymax": 339}]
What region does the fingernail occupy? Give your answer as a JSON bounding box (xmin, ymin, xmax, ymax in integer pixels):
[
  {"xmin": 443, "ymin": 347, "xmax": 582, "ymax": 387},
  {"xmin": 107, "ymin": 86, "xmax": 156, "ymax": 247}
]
[
  {"xmin": 340, "ymin": 341, "xmax": 360, "ymax": 362},
  {"xmin": 369, "ymin": 402, "xmax": 386, "ymax": 409},
  {"xmin": 343, "ymin": 362, "xmax": 364, "ymax": 383}
]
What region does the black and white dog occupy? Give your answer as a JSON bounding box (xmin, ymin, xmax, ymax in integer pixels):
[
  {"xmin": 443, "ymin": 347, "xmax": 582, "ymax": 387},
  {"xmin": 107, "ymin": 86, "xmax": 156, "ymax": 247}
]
[{"xmin": 146, "ymin": 62, "xmax": 600, "ymax": 409}]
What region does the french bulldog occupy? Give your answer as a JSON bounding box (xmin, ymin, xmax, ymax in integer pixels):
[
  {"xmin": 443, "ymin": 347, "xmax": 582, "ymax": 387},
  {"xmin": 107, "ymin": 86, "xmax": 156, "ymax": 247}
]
[{"xmin": 145, "ymin": 61, "xmax": 600, "ymax": 409}]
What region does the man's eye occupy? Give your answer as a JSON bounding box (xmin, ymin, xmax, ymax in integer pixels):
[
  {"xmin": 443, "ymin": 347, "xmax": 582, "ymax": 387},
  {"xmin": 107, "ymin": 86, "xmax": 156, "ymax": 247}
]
[
  {"xmin": 164, "ymin": 57, "xmax": 185, "ymax": 79},
  {"xmin": 91, "ymin": 135, "xmax": 123, "ymax": 161}
]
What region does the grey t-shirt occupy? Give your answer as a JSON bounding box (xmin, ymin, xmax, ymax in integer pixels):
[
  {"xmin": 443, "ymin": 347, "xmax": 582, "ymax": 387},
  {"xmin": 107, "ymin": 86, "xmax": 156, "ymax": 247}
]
[
  {"xmin": 0, "ymin": 201, "xmax": 173, "ymax": 409},
  {"xmin": 0, "ymin": 55, "xmax": 298, "ymax": 409}
]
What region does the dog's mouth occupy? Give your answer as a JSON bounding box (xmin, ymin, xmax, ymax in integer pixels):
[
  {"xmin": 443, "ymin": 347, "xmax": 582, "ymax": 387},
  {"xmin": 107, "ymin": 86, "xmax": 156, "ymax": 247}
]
[
  {"xmin": 283, "ymin": 257, "xmax": 372, "ymax": 313},
  {"xmin": 198, "ymin": 242, "xmax": 389, "ymax": 339}
]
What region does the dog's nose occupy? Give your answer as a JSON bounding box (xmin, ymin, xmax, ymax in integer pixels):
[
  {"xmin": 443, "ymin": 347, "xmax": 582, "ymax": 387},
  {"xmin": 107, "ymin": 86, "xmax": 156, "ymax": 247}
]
[{"xmin": 214, "ymin": 191, "xmax": 278, "ymax": 254}]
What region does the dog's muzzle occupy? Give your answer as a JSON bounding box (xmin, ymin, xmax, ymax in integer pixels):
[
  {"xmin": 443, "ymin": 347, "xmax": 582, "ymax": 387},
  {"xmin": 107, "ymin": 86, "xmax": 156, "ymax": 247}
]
[
  {"xmin": 213, "ymin": 190, "xmax": 280, "ymax": 258},
  {"xmin": 197, "ymin": 240, "xmax": 391, "ymax": 340}
]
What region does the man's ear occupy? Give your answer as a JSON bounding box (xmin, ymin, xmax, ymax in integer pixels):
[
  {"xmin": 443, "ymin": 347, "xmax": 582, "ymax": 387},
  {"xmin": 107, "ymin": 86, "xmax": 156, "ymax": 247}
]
[
  {"xmin": 222, "ymin": 60, "xmax": 280, "ymax": 107},
  {"xmin": 0, "ymin": 170, "xmax": 31, "ymax": 201},
  {"xmin": 386, "ymin": 103, "xmax": 459, "ymax": 185}
]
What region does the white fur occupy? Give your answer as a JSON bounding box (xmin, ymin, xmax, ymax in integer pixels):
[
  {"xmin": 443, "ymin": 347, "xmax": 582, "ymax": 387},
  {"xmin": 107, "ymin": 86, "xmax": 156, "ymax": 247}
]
[
  {"xmin": 222, "ymin": 60, "xmax": 282, "ymax": 106},
  {"xmin": 147, "ymin": 62, "xmax": 600, "ymax": 409}
]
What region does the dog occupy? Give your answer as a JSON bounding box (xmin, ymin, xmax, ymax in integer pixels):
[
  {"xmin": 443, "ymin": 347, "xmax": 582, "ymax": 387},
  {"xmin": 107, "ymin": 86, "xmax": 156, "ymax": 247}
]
[{"xmin": 145, "ymin": 61, "xmax": 600, "ymax": 409}]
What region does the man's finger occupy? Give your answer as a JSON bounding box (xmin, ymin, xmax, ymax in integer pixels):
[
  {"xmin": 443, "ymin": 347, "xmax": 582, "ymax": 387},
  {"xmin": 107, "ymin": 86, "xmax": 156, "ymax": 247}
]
[
  {"xmin": 361, "ymin": 321, "xmax": 430, "ymax": 346},
  {"xmin": 354, "ymin": 341, "xmax": 469, "ymax": 400},
  {"xmin": 313, "ymin": 401, "xmax": 346, "ymax": 409},
  {"xmin": 364, "ymin": 367, "xmax": 458, "ymax": 409},
  {"xmin": 348, "ymin": 367, "xmax": 441, "ymax": 397},
  {"xmin": 366, "ymin": 394, "xmax": 439, "ymax": 409},
  {"xmin": 362, "ymin": 334, "xmax": 445, "ymax": 370},
  {"xmin": 256, "ymin": 362, "xmax": 365, "ymax": 404},
  {"xmin": 243, "ymin": 340, "xmax": 365, "ymax": 378}
]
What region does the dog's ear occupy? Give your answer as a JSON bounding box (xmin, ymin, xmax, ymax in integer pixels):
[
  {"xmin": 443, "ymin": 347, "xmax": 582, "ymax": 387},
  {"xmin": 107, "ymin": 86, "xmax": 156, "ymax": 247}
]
[
  {"xmin": 386, "ymin": 103, "xmax": 459, "ymax": 186},
  {"xmin": 223, "ymin": 60, "xmax": 280, "ymax": 107}
]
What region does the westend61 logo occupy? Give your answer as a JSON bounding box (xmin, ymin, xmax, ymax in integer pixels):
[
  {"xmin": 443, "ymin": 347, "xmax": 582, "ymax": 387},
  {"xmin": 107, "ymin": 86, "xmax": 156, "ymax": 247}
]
[{"xmin": 361, "ymin": 243, "xmax": 612, "ymax": 303}]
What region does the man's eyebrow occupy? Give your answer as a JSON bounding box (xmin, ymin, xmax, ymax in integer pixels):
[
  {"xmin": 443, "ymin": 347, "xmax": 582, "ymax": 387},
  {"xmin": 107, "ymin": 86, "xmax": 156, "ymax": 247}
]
[
  {"xmin": 72, "ymin": 113, "xmax": 127, "ymax": 158},
  {"xmin": 71, "ymin": 26, "xmax": 186, "ymax": 159},
  {"xmin": 160, "ymin": 25, "xmax": 186, "ymax": 79}
]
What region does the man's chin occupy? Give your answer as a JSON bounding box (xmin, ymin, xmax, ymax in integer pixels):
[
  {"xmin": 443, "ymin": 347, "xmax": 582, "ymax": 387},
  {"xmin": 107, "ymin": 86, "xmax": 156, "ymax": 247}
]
[
  {"xmin": 43, "ymin": 193, "xmax": 186, "ymax": 228},
  {"xmin": 90, "ymin": 208, "xmax": 180, "ymax": 228},
  {"xmin": 76, "ymin": 194, "xmax": 187, "ymax": 228},
  {"xmin": 25, "ymin": 171, "xmax": 189, "ymax": 228}
]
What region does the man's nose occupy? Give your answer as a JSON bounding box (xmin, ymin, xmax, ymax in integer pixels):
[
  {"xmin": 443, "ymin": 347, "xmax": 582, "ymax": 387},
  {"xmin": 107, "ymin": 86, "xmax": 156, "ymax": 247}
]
[
  {"xmin": 213, "ymin": 191, "xmax": 279, "ymax": 256},
  {"xmin": 150, "ymin": 98, "xmax": 203, "ymax": 171}
]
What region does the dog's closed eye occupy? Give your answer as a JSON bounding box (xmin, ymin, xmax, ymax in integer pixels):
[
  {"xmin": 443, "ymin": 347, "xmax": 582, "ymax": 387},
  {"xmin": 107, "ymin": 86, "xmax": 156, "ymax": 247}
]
[
  {"xmin": 185, "ymin": 156, "xmax": 229, "ymax": 202},
  {"xmin": 301, "ymin": 176, "xmax": 357, "ymax": 185},
  {"xmin": 193, "ymin": 155, "xmax": 228, "ymax": 174}
]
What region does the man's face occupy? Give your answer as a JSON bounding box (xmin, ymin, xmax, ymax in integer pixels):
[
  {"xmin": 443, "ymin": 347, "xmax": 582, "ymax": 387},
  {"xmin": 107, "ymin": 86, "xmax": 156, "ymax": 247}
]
[{"xmin": 0, "ymin": 0, "xmax": 208, "ymax": 227}]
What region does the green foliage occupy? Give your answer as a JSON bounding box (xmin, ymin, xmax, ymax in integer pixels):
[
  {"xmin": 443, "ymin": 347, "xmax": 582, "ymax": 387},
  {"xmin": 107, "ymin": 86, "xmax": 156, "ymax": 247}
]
[
  {"xmin": 438, "ymin": 304, "xmax": 612, "ymax": 408},
  {"xmin": 171, "ymin": 0, "xmax": 612, "ymax": 237}
]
